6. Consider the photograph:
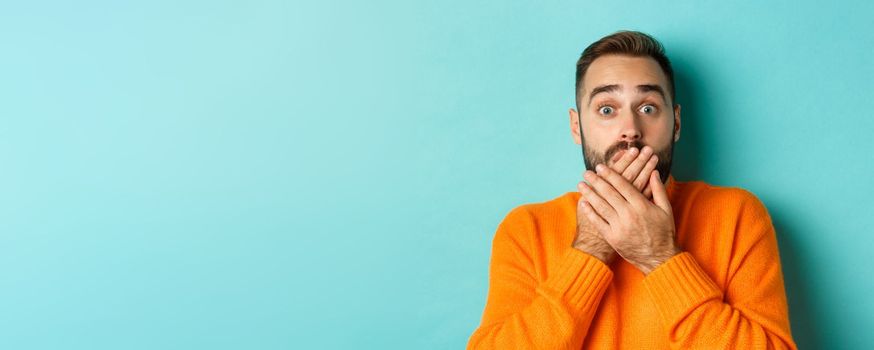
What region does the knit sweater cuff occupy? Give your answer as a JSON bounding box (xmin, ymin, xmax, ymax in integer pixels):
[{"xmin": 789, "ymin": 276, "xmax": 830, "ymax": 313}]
[
  {"xmin": 539, "ymin": 248, "xmax": 613, "ymax": 317},
  {"xmin": 643, "ymin": 252, "xmax": 723, "ymax": 324}
]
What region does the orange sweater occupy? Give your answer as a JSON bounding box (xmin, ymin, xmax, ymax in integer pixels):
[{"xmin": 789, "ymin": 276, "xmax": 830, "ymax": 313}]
[{"xmin": 468, "ymin": 176, "xmax": 796, "ymax": 349}]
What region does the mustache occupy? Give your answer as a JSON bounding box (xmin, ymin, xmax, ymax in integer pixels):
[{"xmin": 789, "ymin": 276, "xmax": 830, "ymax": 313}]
[{"xmin": 605, "ymin": 140, "xmax": 646, "ymax": 162}]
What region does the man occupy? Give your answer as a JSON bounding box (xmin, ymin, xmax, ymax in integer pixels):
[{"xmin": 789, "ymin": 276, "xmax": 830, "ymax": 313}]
[{"xmin": 467, "ymin": 31, "xmax": 796, "ymax": 349}]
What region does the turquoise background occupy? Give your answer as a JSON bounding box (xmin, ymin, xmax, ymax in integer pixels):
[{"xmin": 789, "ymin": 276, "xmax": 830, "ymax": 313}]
[{"xmin": 1, "ymin": 1, "xmax": 872, "ymax": 349}]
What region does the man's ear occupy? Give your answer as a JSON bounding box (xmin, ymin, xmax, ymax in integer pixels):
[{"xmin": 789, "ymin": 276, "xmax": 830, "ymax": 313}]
[
  {"xmin": 672, "ymin": 104, "xmax": 682, "ymax": 142},
  {"xmin": 569, "ymin": 108, "xmax": 582, "ymax": 145}
]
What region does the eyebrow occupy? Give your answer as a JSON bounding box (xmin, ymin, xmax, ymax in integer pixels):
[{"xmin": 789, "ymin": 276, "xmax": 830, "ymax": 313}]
[{"xmin": 587, "ymin": 84, "xmax": 668, "ymax": 106}]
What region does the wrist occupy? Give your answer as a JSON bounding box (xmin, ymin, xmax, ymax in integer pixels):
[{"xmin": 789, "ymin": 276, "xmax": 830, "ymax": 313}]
[
  {"xmin": 637, "ymin": 247, "xmax": 681, "ymax": 275},
  {"xmin": 572, "ymin": 241, "xmax": 614, "ymax": 265}
]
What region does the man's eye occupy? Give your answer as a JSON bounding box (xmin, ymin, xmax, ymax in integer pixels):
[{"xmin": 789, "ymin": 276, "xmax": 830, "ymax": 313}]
[
  {"xmin": 598, "ymin": 106, "xmax": 614, "ymax": 115},
  {"xmin": 640, "ymin": 105, "xmax": 657, "ymax": 114}
]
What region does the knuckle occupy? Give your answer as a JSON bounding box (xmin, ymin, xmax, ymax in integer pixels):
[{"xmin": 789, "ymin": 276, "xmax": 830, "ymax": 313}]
[
  {"xmin": 592, "ymin": 200, "xmax": 606, "ymax": 211},
  {"xmin": 615, "ymin": 206, "xmax": 630, "ymax": 217},
  {"xmin": 590, "ymin": 175, "xmax": 603, "ymax": 186}
]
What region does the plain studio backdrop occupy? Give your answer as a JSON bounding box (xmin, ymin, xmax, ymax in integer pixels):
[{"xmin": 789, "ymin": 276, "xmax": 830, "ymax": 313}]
[{"xmin": 1, "ymin": 0, "xmax": 872, "ymax": 349}]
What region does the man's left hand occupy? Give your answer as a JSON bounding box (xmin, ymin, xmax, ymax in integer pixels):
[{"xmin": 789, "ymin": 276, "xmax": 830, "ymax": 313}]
[{"xmin": 578, "ymin": 165, "xmax": 681, "ymax": 275}]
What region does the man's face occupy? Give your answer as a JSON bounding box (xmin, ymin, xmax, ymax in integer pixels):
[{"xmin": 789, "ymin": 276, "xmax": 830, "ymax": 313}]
[{"xmin": 569, "ymin": 54, "xmax": 681, "ymax": 184}]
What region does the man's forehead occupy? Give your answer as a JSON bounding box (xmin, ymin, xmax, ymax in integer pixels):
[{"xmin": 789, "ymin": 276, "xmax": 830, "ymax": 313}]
[{"xmin": 582, "ymin": 55, "xmax": 668, "ymax": 94}]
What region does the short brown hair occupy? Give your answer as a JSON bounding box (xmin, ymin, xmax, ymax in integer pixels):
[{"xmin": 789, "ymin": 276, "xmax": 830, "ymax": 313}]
[{"xmin": 575, "ymin": 31, "xmax": 676, "ymax": 110}]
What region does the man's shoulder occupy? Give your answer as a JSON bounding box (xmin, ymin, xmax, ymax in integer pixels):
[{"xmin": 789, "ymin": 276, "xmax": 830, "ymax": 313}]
[
  {"xmin": 493, "ymin": 192, "xmax": 579, "ymax": 244},
  {"xmin": 494, "ymin": 192, "xmax": 578, "ymax": 234},
  {"xmin": 504, "ymin": 191, "xmax": 579, "ymax": 220},
  {"xmin": 673, "ymin": 179, "xmax": 770, "ymax": 216}
]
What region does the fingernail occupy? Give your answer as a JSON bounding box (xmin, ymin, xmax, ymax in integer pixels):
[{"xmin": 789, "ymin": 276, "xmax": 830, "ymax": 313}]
[
  {"xmin": 596, "ymin": 164, "xmax": 605, "ymax": 173},
  {"xmin": 630, "ymin": 147, "xmax": 638, "ymax": 155}
]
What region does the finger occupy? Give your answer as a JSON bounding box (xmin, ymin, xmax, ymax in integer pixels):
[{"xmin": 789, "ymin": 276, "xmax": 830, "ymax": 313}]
[
  {"xmin": 581, "ymin": 200, "xmax": 611, "ymax": 234},
  {"xmin": 610, "ymin": 149, "xmax": 624, "ymax": 163},
  {"xmin": 650, "ymin": 170, "xmax": 672, "ymax": 214},
  {"xmin": 595, "ymin": 165, "xmax": 647, "ymax": 209},
  {"xmin": 584, "ymin": 169, "xmax": 627, "ymax": 217},
  {"xmin": 633, "ymin": 154, "xmax": 658, "ymax": 190},
  {"xmin": 643, "ymin": 184, "xmax": 653, "ymax": 199},
  {"xmin": 577, "ymin": 181, "xmax": 589, "ymax": 201},
  {"xmin": 579, "ymin": 180, "xmax": 619, "ymax": 223},
  {"xmin": 622, "ymin": 146, "xmax": 654, "ymax": 187},
  {"xmin": 610, "ymin": 147, "xmax": 639, "ymax": 175}
]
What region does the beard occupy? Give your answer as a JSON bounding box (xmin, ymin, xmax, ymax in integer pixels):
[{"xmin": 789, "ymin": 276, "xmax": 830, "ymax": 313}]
[{"xmin": 582, "ymin": 135, "xmax": 675, "ymax": 184}]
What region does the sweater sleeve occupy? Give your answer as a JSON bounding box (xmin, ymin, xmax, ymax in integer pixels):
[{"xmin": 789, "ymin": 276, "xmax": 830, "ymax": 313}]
[
  {"xmin": 642, "ymin": 192, "xmax": 797, "ymax": 349},
  {"xmin": 467, "ymin": 207, "xmax": 613, "ymax": 350}
]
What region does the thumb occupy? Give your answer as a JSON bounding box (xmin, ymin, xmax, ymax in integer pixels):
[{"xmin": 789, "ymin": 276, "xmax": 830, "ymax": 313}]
[{"xmin": 651, "ymin": 170, "xmax": 672, "ymax": 214}]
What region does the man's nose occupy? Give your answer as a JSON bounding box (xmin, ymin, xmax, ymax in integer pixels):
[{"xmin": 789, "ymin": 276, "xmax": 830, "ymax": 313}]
[{"xmin": 619, "ymin": 113, "xmax": 642, "ymax": 142}]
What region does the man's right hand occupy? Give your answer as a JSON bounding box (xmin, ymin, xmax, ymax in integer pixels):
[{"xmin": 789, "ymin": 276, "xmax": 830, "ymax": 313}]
[{"xmin": 573, "ymin": 146, "xmax": 659, "ymax": 264}]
